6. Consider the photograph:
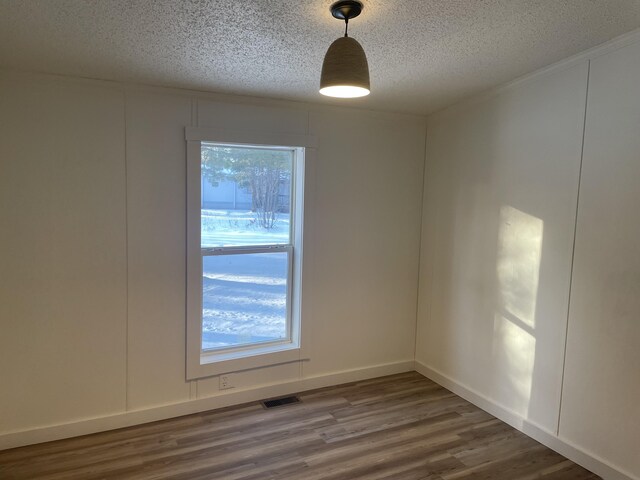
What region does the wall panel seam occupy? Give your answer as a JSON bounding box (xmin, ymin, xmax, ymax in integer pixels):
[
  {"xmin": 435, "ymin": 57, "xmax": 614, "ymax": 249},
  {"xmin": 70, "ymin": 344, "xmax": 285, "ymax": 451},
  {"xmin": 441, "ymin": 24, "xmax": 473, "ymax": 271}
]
[
  {"xmin": 124, "ymin": 89, "xmax": 130, "ymax": 412},
  {"xmin": 413, "ymin": 125, "xmax": 429, "ymax": 360},
  {"xmin": 556, "ymin": 59, "xmax": 591, "ymax": 436}
]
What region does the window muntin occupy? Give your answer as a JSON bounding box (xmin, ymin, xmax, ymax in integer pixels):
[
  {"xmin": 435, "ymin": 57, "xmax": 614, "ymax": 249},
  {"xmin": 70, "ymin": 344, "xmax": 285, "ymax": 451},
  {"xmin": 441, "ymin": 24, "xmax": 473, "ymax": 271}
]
[{"xmin": 199, "ymin": 143, "xmax": 298, "ymax": 354}]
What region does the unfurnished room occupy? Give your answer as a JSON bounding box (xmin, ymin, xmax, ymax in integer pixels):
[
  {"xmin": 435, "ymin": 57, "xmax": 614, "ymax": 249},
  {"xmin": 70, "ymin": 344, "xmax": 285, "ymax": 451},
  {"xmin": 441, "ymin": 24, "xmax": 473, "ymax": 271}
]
[{"xmin": 0, "ymin": 1, "xmax": 639, "ymax": 479}]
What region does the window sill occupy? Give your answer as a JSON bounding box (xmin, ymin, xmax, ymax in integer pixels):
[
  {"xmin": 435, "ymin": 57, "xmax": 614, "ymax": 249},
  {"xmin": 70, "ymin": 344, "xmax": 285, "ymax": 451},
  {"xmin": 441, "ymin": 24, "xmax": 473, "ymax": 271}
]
[{"xmin": 187, "ymin": 343, "xmax": 301, "ymax": 380}]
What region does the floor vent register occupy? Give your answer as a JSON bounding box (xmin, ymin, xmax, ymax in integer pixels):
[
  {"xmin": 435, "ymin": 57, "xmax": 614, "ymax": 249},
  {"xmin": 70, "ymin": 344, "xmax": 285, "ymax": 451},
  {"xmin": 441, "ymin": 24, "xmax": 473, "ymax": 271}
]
[{"xmin": 261, "ymin": 395, "xmax": 301, "ymax": 409}]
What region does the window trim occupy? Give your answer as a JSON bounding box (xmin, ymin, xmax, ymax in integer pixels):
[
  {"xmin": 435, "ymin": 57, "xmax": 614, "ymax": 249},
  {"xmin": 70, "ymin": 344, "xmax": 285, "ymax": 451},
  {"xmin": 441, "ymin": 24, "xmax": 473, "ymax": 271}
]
[{"xmin": 185, "ymin": 127, "xmax": 314, "ymax": 380}]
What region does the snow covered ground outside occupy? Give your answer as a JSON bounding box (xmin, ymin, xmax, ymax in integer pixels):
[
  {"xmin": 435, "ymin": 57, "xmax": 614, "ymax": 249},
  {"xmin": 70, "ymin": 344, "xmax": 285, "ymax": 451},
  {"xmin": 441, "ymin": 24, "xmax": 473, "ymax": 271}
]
[{"xmin": 201, "ymin": 209, "xmax": 290, "ymax": 350}]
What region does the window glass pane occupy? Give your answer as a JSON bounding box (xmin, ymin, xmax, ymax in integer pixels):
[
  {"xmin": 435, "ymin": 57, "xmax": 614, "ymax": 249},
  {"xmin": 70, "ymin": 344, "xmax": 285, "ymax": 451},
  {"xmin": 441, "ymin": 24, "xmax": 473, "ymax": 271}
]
[
  {"xmin": 201, "ymin": 145, "xmax": 293, "ymax": 248},
  {"xmin": 202, "ymin": 252, "xmax": 288, "ymax": 351}
]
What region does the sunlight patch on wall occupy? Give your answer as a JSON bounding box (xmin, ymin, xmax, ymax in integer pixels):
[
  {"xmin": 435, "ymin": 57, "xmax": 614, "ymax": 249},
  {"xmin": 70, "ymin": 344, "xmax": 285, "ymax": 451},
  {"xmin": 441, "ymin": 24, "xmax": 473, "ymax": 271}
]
[
  {"xmin": 496, "ymin": 206, "xmax": 543, "ymax": 328},
  {"xmin": 492, "ymin": 314, "xmax": 537, "ymax": 415},
  {"xmin": 492, "ymin": 205, "xmax": 543, "ymax": 417}
]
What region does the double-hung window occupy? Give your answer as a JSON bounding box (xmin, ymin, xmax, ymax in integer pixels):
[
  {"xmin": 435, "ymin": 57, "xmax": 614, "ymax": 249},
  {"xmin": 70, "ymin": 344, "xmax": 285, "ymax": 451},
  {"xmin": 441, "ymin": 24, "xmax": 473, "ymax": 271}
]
[{"xmin": 186, "ymin": 128, "xmax": 308, "ymax": 379}]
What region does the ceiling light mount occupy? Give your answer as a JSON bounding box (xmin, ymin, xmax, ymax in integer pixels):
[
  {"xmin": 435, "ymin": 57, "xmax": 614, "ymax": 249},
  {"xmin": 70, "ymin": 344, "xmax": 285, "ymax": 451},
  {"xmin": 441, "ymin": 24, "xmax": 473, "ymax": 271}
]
[
  {"xmin": 330, "ymin": 1, "xmax": 362, "ymax": 37},
  {"xmin": 331, "ymin": 0, "xmax": 362, "ymax": 21},
  {"xmin": 319, "ymin": 0, "xmax": 370, "ymax": 98}
]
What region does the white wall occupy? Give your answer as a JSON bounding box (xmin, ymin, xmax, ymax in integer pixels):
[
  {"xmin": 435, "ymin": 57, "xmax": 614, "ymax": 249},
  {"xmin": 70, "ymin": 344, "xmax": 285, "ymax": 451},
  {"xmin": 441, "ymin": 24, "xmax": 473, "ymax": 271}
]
[
  {"xmin": 0, "ymin": 71, "xmax": 425, "ymax": 440},
  {"xmin": 416, "ymin": 61, "xmax": 588, "ymax": 432},
  {"xmin": 559, "ymin": 40, "xmax": 640, "ymax": 477},
  {"xmin": 0, "ymin": 75, "xmax": 128, "ymax": 432},
  {"xmin": 417, "ymin": 37, "xmax": 640, "ymax": 480}
]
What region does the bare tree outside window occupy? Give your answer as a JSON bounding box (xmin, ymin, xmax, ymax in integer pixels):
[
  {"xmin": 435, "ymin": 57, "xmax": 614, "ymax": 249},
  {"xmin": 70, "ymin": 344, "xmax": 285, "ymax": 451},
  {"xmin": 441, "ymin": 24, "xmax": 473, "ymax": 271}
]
[{"xmin": 201, "ymin": 146, "xmax": 291, "ymax": 229}]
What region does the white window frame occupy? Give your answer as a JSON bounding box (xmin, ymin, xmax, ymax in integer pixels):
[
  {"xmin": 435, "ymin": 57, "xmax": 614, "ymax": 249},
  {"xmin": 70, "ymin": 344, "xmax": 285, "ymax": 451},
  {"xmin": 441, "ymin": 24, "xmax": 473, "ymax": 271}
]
[{"xmin": 185, "ymin": 127, "xmax": 314, "ymax": 380}]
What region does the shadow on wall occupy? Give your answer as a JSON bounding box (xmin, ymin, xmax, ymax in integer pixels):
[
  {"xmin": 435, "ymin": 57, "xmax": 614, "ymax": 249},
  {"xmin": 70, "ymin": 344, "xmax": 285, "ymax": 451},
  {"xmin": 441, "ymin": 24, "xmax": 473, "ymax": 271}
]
[{"xmin": 492, "ymin": 205, "xmax": 543, "ymax": 420}]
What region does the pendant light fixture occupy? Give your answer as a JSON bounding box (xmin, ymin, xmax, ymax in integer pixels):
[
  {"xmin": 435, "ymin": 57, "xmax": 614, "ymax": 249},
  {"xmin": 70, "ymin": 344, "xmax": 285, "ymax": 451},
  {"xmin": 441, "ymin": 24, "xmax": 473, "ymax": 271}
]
[{"xmin": 319, "ymin": 0, "xmax": 370, "ymax": 98}]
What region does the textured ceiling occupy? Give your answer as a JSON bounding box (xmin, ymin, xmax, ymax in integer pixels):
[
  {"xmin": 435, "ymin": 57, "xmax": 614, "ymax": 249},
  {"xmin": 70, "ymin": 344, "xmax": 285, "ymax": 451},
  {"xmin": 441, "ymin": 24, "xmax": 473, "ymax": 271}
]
[{"xmin": 1, "ymin": 0, "xmax": 640, "ymax": 115}]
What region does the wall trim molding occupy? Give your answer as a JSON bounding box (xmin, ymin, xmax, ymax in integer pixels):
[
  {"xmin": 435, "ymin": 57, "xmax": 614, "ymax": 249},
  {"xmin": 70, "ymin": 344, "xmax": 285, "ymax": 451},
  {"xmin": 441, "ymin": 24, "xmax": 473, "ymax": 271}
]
[
  {"xmin": 0, "ymin": 68, "xmax": 428, "ymax": 123},
  {"xmin": 428, "ymin": 27, "xmax": 640, "ymax": 120},
  {"xmin": 414, "ymin": 361, "xmax": 638, "ymax": 480},
  {"xmin": 0, "ymin": 360, "xmax": 414, "ymax": 451}
]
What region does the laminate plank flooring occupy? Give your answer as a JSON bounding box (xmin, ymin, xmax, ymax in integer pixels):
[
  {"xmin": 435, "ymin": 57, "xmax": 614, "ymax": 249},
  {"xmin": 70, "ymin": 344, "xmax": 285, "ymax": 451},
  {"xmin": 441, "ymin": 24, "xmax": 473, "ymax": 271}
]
[{"xmin": 0, "ymin": 372, "xmax": 600, "ymax": 479}]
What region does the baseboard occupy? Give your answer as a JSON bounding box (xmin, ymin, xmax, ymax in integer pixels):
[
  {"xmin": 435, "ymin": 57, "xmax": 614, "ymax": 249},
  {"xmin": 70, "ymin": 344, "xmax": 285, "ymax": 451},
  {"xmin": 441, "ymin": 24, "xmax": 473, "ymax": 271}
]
[
  {"xmin": 7, "ymin": 359, "xmax": 633, "ymax": 480},
  {"xmin": 414, "ymin": 361, "xmax": 638, "ymax": 480},
  {"xmin": 0, "ymin": 360, "xmax": 414, "ymax": 451}
]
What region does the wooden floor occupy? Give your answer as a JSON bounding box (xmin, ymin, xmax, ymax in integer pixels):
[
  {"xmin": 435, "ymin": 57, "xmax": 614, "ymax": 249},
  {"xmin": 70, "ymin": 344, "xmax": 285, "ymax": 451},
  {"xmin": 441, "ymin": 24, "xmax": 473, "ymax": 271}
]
[{"xmin": 0, "ymin": 372, "xmax": 600, "ymax": 480}]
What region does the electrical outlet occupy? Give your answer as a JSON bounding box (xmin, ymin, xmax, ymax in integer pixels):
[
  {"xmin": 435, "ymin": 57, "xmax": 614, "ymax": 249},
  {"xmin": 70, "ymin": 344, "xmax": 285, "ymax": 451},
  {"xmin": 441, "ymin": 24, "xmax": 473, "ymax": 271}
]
[{"xmin": 219, "ymin": 374, "xmax": 234, "ymax": 390}]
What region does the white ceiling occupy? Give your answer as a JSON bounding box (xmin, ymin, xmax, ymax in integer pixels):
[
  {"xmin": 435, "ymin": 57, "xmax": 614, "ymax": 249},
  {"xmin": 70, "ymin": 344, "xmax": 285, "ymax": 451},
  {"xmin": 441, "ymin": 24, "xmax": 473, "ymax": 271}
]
[{"xmin": 2, "ymin": 1, "xmax": 640, "ymax": 115}]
